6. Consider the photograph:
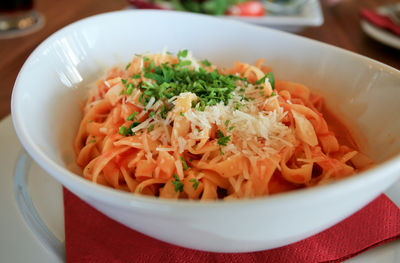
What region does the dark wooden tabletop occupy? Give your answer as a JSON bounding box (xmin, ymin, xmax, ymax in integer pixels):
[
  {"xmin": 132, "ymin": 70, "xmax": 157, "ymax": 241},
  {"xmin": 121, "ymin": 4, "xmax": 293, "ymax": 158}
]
[{"xmin": 1, "ymin": 0, "xmax": 399, "ymax": 120}]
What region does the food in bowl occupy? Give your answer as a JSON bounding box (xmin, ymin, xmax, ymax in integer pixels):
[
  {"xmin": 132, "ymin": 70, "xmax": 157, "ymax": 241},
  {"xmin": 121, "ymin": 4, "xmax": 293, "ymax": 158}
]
[
  {"xmin": 74, "ymin": 50, "xmax": 373, "ymax": 200},
  {"xmin": 12, "ymin": 10, "xmax": 400, "ymax": 252},
  {"xmin": 129, "ymin": 0, "xmax": 266, "ymax": 17}
]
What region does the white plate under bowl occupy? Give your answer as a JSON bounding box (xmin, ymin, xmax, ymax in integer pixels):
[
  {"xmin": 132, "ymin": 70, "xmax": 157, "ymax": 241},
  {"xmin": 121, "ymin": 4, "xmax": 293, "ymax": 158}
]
[{"xmin": 0, "ymin": 116, "xmax": 398, "ymax": 262}]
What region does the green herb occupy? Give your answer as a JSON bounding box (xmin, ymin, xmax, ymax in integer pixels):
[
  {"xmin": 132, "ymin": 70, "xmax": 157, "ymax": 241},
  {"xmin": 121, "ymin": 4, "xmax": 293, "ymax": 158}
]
[
  {"xmin": 202, "ymin": 59, "xmax": 211, "ymax": 66},
  {"xmin": 126, "ymin": 83, "xmax": 134, "ymax": 95},
  {"xmin": 148, "ymin": 60, "xmax": 155, "ymax": 71},
  {"xmin": 119, "ymin": 126, "xmax": 128, "ymax": 136},
  {"xmin": 128, "ymin": 51, "xmax": 248, "ymax": 115},
  {"xmin": 189, "ymin": 158, "xmax": 193, "ymax": 162},
  {"xmin": 189, "ymin": 178, "xmax": 200, "ymax": 190},
  {"xmin": 181, "ymin": 157, "xmax": 189, "ymax": 170},
  {"xmin": 224, "ymin": 119, "xmax": 230, "ymax": 126},
  {"xmin": 148, "ymin": 111, "xmax": 156, "ymax": 118},
  {"xmin": 219, "ymin": 147, "xmax": 224, "ymax": 156},
  {"xmin": 234, "ymin": 102, "xmax": 243, "ymax": 111},
  {"xmin": 143, "ymin": 57, "xmax": 149, "ymax": 62},
  {"xmin": 260, "ymin": 91, "xmax": 264, "ymax": 96},
  {"xmin": 180, "ymin": 112, "xmax": 184, "ymax": 117},
  {"xmin": 89, "ymin": 140, "xmax": 96, "ymax": 143},
  {"xmin": 176, "ymin": 60, "xmax": 191, "ymax": 68},
  {"xmin": 125, "ymin": 63, "xmax": 131, "ymax": 70},
  {"xmin": 132, "ymin": 74, "xmax": 141, "ymax": 79},
  {"xmin": 228, "ymin": 126, "xmax": 235, "ymax": 131},
  {"xmin": 127, "ymin": 111, "xmax": 138, "ymax": 121},
  {"xmin": 255, "ymin": 72, "xmax": 275, "ymax": 90},
  {"xmin": 148, "ymin": 124, "xmax": 154, "ymax": 132},
  {"xmin": 172, "ymin": 173, "xmax": 184, "ymax": 193},
  {"xmin": 217, "ymin": 130, "xmax": 231, "ymax": 146},
  {"xmin": 160, "ymin": 104, "xmax": 170, "ymax": 119},
  {"xmin": 177, "ymin": 49, "xmax": 188, "ymax": 58},
  {"xmin": 119, "ymin": 121, "xmax": 140, "ymax": 136},
  {"xmin": 201, "ymin": 0, "xmax": 230, "ymax": 15},
  {"xmin": 138, "ymin": 186, "xmax": 142, "ymax": 193},
  {"xmin": 121, "ymin": 79, "xmax": 127, "ymax": 85},
  {"xmin": 88, "ymin": 120, "xmax": 94, "ymax": 123}
]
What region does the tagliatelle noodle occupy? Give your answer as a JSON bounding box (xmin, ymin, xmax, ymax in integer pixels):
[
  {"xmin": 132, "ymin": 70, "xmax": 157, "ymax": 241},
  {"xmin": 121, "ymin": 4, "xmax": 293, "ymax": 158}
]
[{"xmin": 74, "ymin": 51, "xmax": 373, "ymax": 200}]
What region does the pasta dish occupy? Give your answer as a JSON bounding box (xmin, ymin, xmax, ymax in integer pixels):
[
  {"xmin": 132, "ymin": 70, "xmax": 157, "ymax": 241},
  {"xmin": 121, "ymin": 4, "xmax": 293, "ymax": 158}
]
[{"xmin": 74, "ymin": 51, "xmax": 373, "ymax": 200}]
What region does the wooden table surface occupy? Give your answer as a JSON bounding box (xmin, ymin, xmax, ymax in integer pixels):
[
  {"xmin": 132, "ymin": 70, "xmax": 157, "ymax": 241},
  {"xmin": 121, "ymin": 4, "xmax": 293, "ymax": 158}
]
[{"xmin": 0, "ymin": 0, "xmax": 399, "ymax": 120}]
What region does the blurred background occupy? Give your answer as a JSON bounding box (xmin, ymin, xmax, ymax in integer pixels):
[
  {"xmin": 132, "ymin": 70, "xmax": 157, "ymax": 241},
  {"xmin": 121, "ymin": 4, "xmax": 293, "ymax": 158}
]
[{"xmin": 0, "ymin": 0, "xmax": 399, "ymax": 120}]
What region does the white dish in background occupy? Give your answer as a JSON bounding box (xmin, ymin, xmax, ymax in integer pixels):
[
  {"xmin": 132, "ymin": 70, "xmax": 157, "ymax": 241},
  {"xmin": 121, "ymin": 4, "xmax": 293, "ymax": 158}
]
[
  {"xmin": 227, "ymin": 0, "xmax": 323, "ymax": 32},
  {"xmin": 0, "ymin": 115, "xmax": 398, "ymax": 262},
  {"xmin": 361, "ymin": 20, "xmax": 400, "ymax": 50},
  {"xmin": 11, "ymin": 10, "xmax": 400, "ymax": 253},
  {"xmin": 360, "ymin": 4, "xmax": 400, "ymax": 50},
  {"xmin": 128, "ymin": 0, "xmax": 323, "ymax": 32}
]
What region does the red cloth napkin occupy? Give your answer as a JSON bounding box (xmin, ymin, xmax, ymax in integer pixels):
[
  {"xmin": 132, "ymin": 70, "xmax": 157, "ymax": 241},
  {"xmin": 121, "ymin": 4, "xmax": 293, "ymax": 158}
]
[{"xmin": 64, "ymin": 189, "xmax": 400, "ymax": 263}]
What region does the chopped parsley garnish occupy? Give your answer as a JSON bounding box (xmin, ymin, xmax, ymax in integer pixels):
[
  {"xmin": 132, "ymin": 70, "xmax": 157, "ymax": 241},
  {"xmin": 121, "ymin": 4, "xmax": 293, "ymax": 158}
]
[
  {"xmin": 181, "ymin": 157, "xmax": 189, "ymax": 170},
  {"xmin": 225, "ymin": 119, "xmax": 230, "ymax": 126},
  {"xmin": 119, "ymin": 126, "xmax": 128, "ymax": 136},
  {"xmin": 148, "ymin": 124, "xmax": 154, "ymax": 132},
  {"xmin": 180, "ymin": 112, "xmax": 184, "ymax": 117},
  {"xmin": 189, "ymin": 178, "xmax": 200, "ymax": 190},
  {"xmin": 126, "ymin": 83, "xmax": 134, "ymax": 95},
  {"xmin": 89, "ymin": 140, "xmax": 96, "ymax": 143},
  {"xmin": 177, "ymin": 49, "xmax": 188, "ymax": 58},
  {"xmin": 202, "ymin": 59, "xmax": 211, "ymax": 67},
  {"xmin": 255, "ymin": 72, "xmax": 275, "ymax": 90},
  {"xmin": 234, "ymin": 102, "xmax": 243, "ymax": 111},
  {"xmin": 217, "ymin": 130, "xmax": 231, "ymax": 146},
  {"xmin": 160, "ymin": 104, "xmax": 170, "ymax": 119},
  {"xmin": 119, "ymin": 121, "xmax": 141, "ymax": 136},
  {"xmin": 125, "ymin": 63, "xmax": 131, "ymax": 70},
  {"xmin": 131, "ymin": 50, "xmax": 248, "ymax": 112},
  {"xmin": 219, "ymin": 147, "xmax": 224, "ymax": 156},
  {"xmin": 118, "ymin": 51, "xmax": 256, "ymax": 135},
  {"xmin": 172, "ymin": 173, "xmax": 184, "ymax": 193},
  {"xmin": 127, "ymin": 111, "xmax": 138, "ymax": 121}
]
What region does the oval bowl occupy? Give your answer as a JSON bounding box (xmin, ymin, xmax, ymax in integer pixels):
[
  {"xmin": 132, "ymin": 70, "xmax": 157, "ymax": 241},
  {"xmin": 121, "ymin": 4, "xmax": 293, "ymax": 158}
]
[{"xmin": 11, "ymin": 10, "xmax": 400, "ymax": 252}]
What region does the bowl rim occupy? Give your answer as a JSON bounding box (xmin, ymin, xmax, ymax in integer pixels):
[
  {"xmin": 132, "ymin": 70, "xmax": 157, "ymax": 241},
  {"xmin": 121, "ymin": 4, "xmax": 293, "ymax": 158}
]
[{"xmin": 11, "ymin": 9, "xmax": 400, "ymax": 209}]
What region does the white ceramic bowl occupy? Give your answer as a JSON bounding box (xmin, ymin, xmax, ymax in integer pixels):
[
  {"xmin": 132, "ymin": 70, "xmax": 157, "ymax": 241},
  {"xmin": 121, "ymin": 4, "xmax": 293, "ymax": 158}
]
[{"xmin": 11, "ymin": 10, "xmax": 400, "ymax": 252}]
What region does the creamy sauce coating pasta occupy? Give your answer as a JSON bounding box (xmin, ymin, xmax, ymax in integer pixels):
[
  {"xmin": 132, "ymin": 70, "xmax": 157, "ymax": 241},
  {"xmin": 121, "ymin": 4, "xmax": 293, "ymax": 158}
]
[{"xmin": 74, "ymin": 51, "xmax": 373, "ymax": 200}]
